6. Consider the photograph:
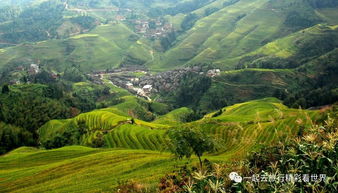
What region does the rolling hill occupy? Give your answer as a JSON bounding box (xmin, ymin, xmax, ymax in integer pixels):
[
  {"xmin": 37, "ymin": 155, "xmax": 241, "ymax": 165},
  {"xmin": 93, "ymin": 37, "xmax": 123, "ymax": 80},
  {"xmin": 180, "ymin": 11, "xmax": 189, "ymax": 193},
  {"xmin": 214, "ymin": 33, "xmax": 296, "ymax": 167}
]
[
  {"xmin": 0, "ymin": 146, "xmax": 176, "ymax": 192},
  {"xmin": 0, "ymin": 23, "xmax": 153, "ymax": 72},
  {"xmin": 0, "ymin": 1, "xmax": 336, "ymax": 111},
  {"xmin": 148, "ymin": 0, "xmax": 338, "ymax": 70},
  {"xmin": 38, "ymin": 97, "xmax": 322, "ymax": 153},
  {"xmin": 0, "ymin": 97, "xmax": 326, "ymax": 192},
  {"xmin": 0, "ymin": 0, "xmax": 337, "ymax": 73}
]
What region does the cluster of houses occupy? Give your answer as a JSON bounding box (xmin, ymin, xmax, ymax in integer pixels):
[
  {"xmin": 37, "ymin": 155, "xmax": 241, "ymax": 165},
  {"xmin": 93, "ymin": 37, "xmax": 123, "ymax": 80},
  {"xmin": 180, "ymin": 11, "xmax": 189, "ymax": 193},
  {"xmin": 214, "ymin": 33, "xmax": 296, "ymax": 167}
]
[
  {"xmin": 64, "ymin": 1, "xmax": 175, "ymax": 39},
  {"xmin": 115, "ymin": 15, "xmax": 126, "ymax": 21},
  {"xmin": 91, "ymin": 69, "xmax": 153, "ymax": 100},
  {"xmin": 8, "ymin": 64, "xmax": 40, "ymax": 85},
  {"xmin": 29, "ymin": 64, "xmax": 40, "ymax": 75},
  {"xmin": 88, "ymin": 66, "xmax": 224, "ymax": 102},
  {"xmin": 126, "ymin": 82, "xmax": 153, "ymax": 101},
  {"xmin": 133, "ymin": 19, "xmax": 173, "ymax": 39},
  {"xmin": 110, "ymin": 16, "xmax": 174, "ymax": 39},
  {"xmin": 8, "ymin": 63, "xmax": 61, "ymax": 85},
  {"xmin": 206, "ymin": 69, "xmax": 221, "ymax": 77}
]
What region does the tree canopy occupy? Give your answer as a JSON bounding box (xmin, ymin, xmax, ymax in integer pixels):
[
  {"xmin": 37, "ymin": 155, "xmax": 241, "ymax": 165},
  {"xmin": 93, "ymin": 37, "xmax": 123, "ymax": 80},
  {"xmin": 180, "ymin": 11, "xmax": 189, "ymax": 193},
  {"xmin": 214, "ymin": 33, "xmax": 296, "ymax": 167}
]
[{"xmin": 168, "ymin": 127, "xmax": 216, "ymax": 168}]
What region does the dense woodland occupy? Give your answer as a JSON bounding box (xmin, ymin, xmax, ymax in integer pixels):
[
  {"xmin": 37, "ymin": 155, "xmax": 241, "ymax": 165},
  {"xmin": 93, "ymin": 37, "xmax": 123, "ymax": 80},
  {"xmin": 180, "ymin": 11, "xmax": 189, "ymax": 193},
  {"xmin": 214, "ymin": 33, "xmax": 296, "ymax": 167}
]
[
  {"xmin": 0, "ymin": 70, "xmax": 120, "ymax": 153},
  {"xmin": 0, "ymin": 1, "xmax": 98, "ymax": 46}
]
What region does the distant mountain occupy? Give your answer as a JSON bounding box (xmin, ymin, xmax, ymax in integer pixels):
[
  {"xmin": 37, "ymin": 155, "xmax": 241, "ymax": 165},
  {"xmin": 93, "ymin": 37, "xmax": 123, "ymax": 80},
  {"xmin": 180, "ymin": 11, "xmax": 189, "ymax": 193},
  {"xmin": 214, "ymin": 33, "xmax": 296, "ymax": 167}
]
[
  {"xmin": 149, "ymin": 0, "xmax": 338, "ymax": 70},
  {"xmin": 0, "ymin": 0, "xmax": 337, "ymax": 110},
  {"xmin": 0, "ymin": 0, "xmax": 47, "ymax": 7},
  {"xmin": 0, "ymin": 0, "xmax": 337, "ymax": 71}
]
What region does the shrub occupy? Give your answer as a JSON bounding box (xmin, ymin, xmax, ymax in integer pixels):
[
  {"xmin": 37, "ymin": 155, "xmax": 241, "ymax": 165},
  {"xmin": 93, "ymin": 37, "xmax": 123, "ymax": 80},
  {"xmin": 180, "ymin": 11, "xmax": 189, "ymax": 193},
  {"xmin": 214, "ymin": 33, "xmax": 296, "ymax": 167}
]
[
  {"xmin": 158, "ymin": 161, "xmax": 230, "ymax": 193},
  {"xmin": 160, "ymin": 110, "xmax": 337, "ymax": 192},
  {"xmin": 241, "ymin": 114, "xmax": 338, "ymax": 192}
]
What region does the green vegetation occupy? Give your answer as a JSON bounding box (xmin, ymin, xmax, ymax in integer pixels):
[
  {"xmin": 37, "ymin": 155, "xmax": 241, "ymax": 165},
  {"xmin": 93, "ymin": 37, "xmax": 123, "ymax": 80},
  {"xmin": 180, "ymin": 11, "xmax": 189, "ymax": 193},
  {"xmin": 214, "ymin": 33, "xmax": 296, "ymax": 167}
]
[
  {"xmin": 283, "ymin": 48, "xmax": 338, "ymax": 108},
  {"xmin": 0, "ymin": 1, "xmax": 99, "ymax": 47},
  {"xmin": 147, "ymin": 0, "xmax": 338, "ymax": 71},
  {"xmin": 153, "ymin": 107, "xmax": 194, "ymax": 125},
  {"xmin": 0, "ymin": 23, "xmax": 152, "ymax": 72},
  {"xmin": 0, "ymin": 146, "xmax": 177, "ymax": 192},
  {"xmin": 168, "ymin": 127, "xmax": 216, "ymax": 168},
  {"xmin": 38, "ymin": 98, "xmax": 323, "ymax": 156},
  {"xmin": 0, "ymin": 0, "xmax": 336, "ymax": 73},
  {"xmin": 242, "ymin": 113, "xmax": 338, "ymax": 192},
  {"xmin": 0, "ymin": 77, "xmax": 143, "ymax": 153},
  {"xmin": 0, "ymin": 98, "xmax": 332, "ymax": 192},
  {"xmin": 0, "ymin": 122, "xmax": 34, "ymax": 154},
  {"xmin": 0, "ymin": 0, "xmax": 337, "ymax": 192},
  {"xmin": 237, "ymin": 24, "xmax": 338, "ymax": 69},
  {"xmin": 0, "ymin": 84, "xmax": 70, "ymax": 135}
]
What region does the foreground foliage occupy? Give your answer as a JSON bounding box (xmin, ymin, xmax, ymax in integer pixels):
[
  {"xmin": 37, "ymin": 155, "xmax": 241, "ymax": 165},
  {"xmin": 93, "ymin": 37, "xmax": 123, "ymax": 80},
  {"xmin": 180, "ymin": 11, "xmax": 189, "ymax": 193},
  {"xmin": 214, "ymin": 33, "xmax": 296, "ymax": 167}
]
[
  {"xmin": 153, "ymin": 108, "xmax": 337, "ymax": 193},
  {"xmin": 242, "ymin": 111, "xmax": 338, "ymax": 192}
]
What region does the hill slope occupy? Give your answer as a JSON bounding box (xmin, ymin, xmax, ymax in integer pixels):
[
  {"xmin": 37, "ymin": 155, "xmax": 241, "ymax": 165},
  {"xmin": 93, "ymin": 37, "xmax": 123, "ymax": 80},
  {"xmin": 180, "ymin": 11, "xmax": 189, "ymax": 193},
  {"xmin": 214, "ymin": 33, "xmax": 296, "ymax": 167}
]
[
  {"xmin": 0, "ymin": 23, "xmax": 153, "ymax": 72},
  {"xmin": 0, "ymin": 146, "xmax": 175, "ymax": 192},
  {"xmin": 149, "ymin": 0, "xmax": 338, "ymax": 70},
  {"xmin": 38, "ymin": 98, "xmax": 322, "ymax": 154},
  {"xmin": 1, "ymin": 97, "xmax": 327, "ymax": 192},
  {"xmin": 0, "ymin": 0, "xmax": 337, "ymax": 73}
]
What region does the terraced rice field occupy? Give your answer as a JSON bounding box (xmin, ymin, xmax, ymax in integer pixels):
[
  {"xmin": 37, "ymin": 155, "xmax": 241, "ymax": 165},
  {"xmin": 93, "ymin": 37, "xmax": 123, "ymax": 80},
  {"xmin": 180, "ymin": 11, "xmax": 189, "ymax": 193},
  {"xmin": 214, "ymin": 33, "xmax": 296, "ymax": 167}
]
[{"xmin": 1, "ymin": 98, "xmax": 324, "ymax": 192}]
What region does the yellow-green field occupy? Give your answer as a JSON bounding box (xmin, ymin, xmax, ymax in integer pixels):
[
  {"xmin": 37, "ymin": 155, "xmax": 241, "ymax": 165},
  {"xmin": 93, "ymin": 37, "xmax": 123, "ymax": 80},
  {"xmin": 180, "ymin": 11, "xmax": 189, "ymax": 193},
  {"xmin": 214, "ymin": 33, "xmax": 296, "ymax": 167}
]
[
  {"xmin": 0, "ymin": 146, "xmax": 177, "ymax": 192},
  {"xmin": 0, "ymin": 97, "xmax": 324, "ymax": 192}
]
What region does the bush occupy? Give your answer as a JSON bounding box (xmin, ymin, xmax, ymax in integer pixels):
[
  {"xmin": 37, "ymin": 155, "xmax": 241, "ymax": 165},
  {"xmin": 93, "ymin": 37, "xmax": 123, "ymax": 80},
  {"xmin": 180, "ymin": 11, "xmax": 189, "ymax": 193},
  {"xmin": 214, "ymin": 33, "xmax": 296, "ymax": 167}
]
[
  {"xmin": 158, "ymin": 162, "xmax": 231, "ymax": 193},
  {"xmin": 0, "ymin": 122, "xmax": 34, "ymax": 154},
  {"xmin": 241, "ymin": 114, "xmax": 338, "ymax": 192}
]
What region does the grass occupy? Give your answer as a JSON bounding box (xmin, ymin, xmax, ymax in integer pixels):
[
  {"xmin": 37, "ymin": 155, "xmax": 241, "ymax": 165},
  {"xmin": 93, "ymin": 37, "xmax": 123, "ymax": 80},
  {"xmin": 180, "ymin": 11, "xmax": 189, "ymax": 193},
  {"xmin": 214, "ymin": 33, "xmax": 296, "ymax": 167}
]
[
  {"xmin": 148, "ymin": 0, "xmax": 338, "ymax": 71},
  {"xmin": 38, "ymin": 94, "xmax": 170, "ymax": 150}
]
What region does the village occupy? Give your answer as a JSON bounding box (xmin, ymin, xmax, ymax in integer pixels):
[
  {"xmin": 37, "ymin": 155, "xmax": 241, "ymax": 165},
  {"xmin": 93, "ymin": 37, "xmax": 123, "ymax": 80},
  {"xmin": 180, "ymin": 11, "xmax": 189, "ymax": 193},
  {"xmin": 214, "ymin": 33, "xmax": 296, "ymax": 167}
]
[
  {"xmin": 4, "ymin": 63, "xmax": 62, "ymax": 85},
  {"xmin": 64, "ymin": 1, "xmax": 174, "ymax": 39},
  {"xmin": 89, "ymin": 67, "xmax": 221, "ymax": 101},
  {"xmin": 5, "ymin": 60, "xmax": 221, "ymax": 103},
  {"xmin": 132, "ymin": 19, "xmax": 173, "ymax": 39},
  {"xmin": 113, "ymin": 14, "xmax": 174, "ymax": 39}
]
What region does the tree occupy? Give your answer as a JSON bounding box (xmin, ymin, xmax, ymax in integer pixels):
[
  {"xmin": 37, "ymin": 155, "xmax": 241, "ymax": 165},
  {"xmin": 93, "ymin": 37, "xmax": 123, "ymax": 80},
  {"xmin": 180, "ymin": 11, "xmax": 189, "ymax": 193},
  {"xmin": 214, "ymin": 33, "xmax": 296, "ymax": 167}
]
[
  {"xmin": 168, "ymin": 127, "xmax": 216, "ymax": 168},
  {"xmin": 174, "ymin": 72, "xmax": 211, "ymax": 107},
  {"xmin": 1, "ymin": 84, "xmax": 10, "ymax": 94}
]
